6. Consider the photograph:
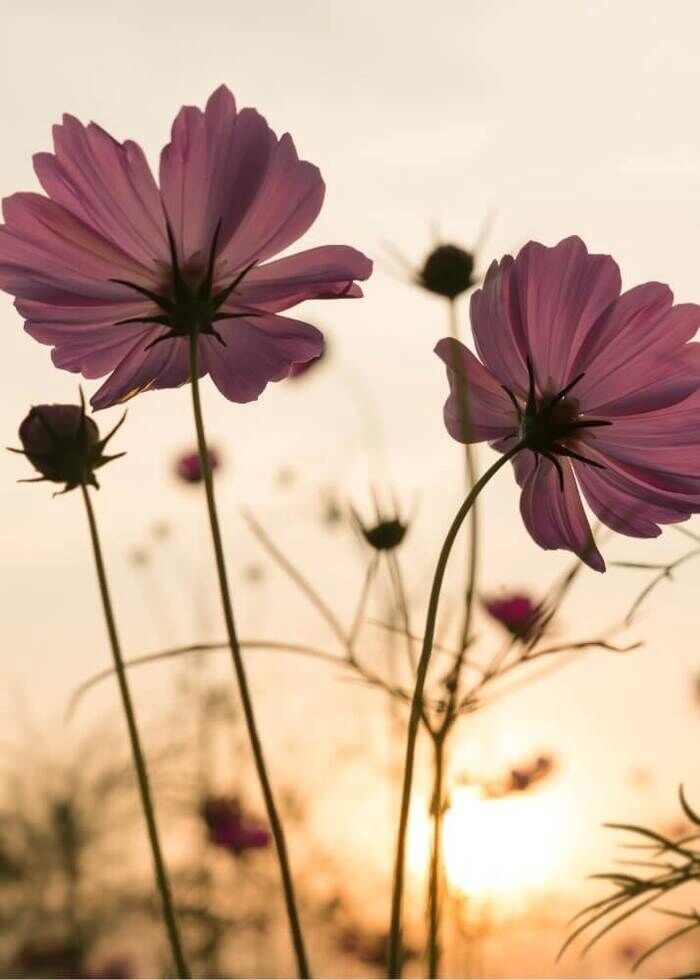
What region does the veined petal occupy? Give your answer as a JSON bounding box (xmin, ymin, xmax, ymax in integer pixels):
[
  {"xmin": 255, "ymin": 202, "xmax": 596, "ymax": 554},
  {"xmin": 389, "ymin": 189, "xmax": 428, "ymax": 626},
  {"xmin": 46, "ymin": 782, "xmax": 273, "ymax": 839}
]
[
  {"xmin": 198, "ymin": 313, "xmax": 324, "ymax": 403},
  {"xmin": 435, "ymin": 337, "xmax": 519, "ymax": 444},
  {"xmin": 90, "ymin": 334, "xmax": 195, "ymax": 409},
  {"xmin": 519, "ymin": 457, "xmax": 605, "ymax": 571},
  {"xmin": 471, "ymin": 255, "xmax": 529, "ymax": 394},
  {"xmin": 235, "ymin": 246, "xmax": 372, "ymax": 312},
  {"xmin": 34, "ymin": 115, "xmax": 168, "ymax": 268},
  {"xmin": 513, "ymin": 236, "xmax": 621, "ymax": 389}
]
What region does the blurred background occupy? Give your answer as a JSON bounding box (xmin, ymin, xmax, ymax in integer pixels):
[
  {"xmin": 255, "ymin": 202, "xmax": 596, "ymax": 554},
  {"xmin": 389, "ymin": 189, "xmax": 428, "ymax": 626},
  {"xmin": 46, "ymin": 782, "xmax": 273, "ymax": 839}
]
[{"xmin": 1, "ymin": 0, "xmax": 700, "ymax": 976}]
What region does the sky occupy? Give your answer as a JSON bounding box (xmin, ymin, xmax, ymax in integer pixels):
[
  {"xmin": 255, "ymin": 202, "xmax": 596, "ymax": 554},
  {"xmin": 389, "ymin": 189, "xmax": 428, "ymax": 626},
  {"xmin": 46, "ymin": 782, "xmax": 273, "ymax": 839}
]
[{"xmin": 1, "ymin": 1, "xmax": 700, "ymax": 973}]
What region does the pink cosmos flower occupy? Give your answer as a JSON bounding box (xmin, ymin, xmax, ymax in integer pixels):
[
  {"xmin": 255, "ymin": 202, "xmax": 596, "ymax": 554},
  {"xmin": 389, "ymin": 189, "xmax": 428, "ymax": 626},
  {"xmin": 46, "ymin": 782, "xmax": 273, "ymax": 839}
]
[
  {"xmin": 201, "ymin": 795, "xmax": 271, "ymax": 855},
  {"xmin": 0, "ymin": 86, "xmax": 372, "ymax": 409},
  {"xmin": 436, "ymin": 236, "xmax": 700, "ymax": 572},
  {"xmin": 175, "ymin": 447, "xmax": 220, "ymax": 484},
  {"xmin": 483, "ymin": 592, "xmax": 541, "ymax": 639}
]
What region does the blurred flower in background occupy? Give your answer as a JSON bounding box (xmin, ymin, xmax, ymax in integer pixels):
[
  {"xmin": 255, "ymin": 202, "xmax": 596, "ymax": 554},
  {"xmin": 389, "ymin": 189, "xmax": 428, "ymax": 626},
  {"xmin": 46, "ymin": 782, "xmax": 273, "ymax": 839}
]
[
  {"xmin": 201, "ymin": 796, "xmax": 271, "ymax": 856},
  {"xmin": 483, "ymin": 592, "xmax": 543, "ymax": 641},
  {"xmin": 175, "ymin": 448, "xmax": 221, "ymax": 485}
]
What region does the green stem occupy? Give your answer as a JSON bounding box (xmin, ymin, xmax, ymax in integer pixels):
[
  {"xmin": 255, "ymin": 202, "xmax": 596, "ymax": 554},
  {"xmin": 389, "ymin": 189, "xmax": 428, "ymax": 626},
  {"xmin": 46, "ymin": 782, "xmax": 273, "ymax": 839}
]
[
  {"xmin": 448, "ymin": 298, "xmax": 480, "ymax": 659},
  {"xmin": 80, "ymin": 484, "xmax": 190, "ymax": 979},
  {"xmin": 427, "ymin": 733, "xmax": 446, "ymax": 979},
  {"xmin": 386, "ymin": 443, "xmax": 523, "ymax": 978},
  {"xmin": 188, "ymin": 334, "xmax": 310, "ymax": 979}
]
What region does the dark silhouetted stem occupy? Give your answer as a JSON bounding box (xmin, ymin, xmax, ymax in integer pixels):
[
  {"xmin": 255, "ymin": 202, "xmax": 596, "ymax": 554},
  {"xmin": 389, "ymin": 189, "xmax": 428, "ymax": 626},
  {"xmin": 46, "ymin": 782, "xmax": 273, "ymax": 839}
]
[
  {"xmin": 188, "ymin": 334, "xmax": 310, "ymax": 979},
  {"xmin": 427, "ymin": 733, "xmax": 446, "ymax": 978},
  {"xmin": 79, "ymin": 484, "xmax": 189, "ymax": 979},
  {"xmin": 386, "ymin": 443, "xmax": 523, "ymax": 978}
]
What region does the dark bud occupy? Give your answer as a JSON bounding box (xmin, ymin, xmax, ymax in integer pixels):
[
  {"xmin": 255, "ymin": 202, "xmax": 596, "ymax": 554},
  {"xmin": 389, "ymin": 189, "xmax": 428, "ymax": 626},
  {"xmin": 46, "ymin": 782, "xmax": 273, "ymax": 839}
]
[
  {"xmin": 10, "ymin": 394, "xmax": 125, "ymax": 494},
  {"xmin": 418, "ymin": 243, "xmax": 475, "ymax": 299},
  {"xmin": 351, "ymin": 491, "xmax": 410, "ymax": 551}
]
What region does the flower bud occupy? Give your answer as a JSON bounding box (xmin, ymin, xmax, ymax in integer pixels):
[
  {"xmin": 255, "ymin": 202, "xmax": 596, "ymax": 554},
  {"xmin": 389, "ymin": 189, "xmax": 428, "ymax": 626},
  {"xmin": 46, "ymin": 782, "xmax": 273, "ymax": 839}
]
[
  {"xmin": 351, "ymin": 495, "xmax": 409, "ymax": 551},
  {"xmin": 418, "ymin": 243, "xmax": 475, "ymax": 299},
  {"xmin": 175, "ymin": 448, "xmax": 220, "ymax": 484},
  {"xmin": 12, "ymin": 396, "xmax": 124, "ymax": 493},
  {"xmin": 483, "ymin": 593, "xmax": 543, "ymax": 640}
]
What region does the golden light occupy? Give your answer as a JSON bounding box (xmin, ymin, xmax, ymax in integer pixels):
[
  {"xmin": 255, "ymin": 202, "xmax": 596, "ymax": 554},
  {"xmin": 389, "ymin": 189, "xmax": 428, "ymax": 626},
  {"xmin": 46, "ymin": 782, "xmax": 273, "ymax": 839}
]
[{"xmin": 408, "ymin": 784, "xmax": 569, "ymax": 911}]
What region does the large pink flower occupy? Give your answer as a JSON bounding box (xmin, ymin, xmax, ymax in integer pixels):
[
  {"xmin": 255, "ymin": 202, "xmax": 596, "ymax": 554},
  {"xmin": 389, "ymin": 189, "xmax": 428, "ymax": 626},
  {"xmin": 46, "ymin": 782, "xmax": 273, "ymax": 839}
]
[
  {"xmin": 0, "ymin": 86, "xmax": 372, "ymax": 408},
  {"xmin": 436, "ymin": 236, "xmax": 700, "ymax": 572}
]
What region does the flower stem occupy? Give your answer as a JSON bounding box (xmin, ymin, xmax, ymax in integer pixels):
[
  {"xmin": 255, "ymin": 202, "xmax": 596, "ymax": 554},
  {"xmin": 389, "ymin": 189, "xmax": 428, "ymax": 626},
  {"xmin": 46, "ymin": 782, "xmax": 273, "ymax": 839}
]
[
  {"xmin": 79, "ymin": 483, "xmax": 189, "ymax": 979},
  {"xmin": 188, "ymin": 334, "xmax": 310, "ymax": 979},
  {"xmin": 426, "ymin": 732, "xmax": 446, "ymax": 979},
  {"xmin": 386, "ymin": 442, "xmax": 523, "ymax": 979},
  {"xmin": 447, "ymin": 298, "xmax": 479, "ymax": 656}
]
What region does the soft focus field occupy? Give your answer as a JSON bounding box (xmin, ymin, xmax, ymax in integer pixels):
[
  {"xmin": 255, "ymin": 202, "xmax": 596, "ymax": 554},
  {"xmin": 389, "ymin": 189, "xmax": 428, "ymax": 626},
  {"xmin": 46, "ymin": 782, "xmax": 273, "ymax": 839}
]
[{"xmin": 2, "ymin": 2, "xmax": 700, "ymax": 977}]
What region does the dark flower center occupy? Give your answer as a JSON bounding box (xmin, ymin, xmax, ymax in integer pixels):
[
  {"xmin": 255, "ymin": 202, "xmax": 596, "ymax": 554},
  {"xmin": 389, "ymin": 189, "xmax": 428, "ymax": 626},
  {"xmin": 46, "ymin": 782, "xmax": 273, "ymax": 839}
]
[
  {"xmin": 419, "ymin": 244, "xmax": 475, "ymax": 299},
  {"xmin": 111, "ymin": 221, "xmax": 256, "ymax": 350},
  {"xmin": 502, "ymin": 359, "xmax": 612, "ymax": 490}
]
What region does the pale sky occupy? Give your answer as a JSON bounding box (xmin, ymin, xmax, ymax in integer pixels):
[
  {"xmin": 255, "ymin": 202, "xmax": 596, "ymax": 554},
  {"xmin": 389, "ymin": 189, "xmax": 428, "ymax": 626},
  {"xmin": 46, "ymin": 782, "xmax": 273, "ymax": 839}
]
[{"xmin": 1, "ymin": 2, "xmax": 700, "ymax": 970}]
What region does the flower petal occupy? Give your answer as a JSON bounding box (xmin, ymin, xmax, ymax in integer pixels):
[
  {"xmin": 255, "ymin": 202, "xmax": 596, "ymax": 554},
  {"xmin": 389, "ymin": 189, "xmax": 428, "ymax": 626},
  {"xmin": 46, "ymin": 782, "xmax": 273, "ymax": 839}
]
[
  {"xmin": 435, "ymin": 337, "xmax": 519, "ymax": 443},
  {"xmin": 0, "ymin": 193, "xmax": 150, "ymax": 297},
  {"xmin": 33, "ymin": 115, "xmax": 167, "ymax": 268},
  {"xmin": 199, "ymin": 313, "xmax": 324, "ymax": 403},
  {"xmin": 519, "ymin": 456, "xmax": 605, "ymax": 571},
  {"xmin": 513, "ymin": 236, "xmax": 621, "ymax": 389},
  {"xmin": 235, "ymin": 246, "xmax": 372, "ymax": 312},
  {"xmin": 470, "ymin": 255, "xmax": 529, "ymax": 393},
  {"xmin": 575, "ymin": 460, "xmax": 691, "ymax": 538},
  {"xmin": 90, "ymin": 335, "xmax": 195, "ymax": 409},
  {"xmin": 574, "ymin": 284, "xmax": 700, "ymax": 412}
]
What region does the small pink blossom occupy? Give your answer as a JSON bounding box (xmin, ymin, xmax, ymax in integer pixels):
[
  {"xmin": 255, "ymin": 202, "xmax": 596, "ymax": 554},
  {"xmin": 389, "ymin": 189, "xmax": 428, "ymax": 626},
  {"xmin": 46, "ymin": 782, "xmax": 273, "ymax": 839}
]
[
  {"xmin": 436, "ymin": 236, "xmax": 700, "ymax": 571},
  {"xmin": 483, "ymin": 592, "xmax": 541, "ymax": 639},
  {"xmin": 175, "ymin": 447, "xmax": 220, "ymax": 484},
  {"xmin": 0, "ymin": 86, "xmax": 371, "ymax": 409},
  {"xmin": 201, "ymin": 795, "xmax": 271, "ymax": 855}
]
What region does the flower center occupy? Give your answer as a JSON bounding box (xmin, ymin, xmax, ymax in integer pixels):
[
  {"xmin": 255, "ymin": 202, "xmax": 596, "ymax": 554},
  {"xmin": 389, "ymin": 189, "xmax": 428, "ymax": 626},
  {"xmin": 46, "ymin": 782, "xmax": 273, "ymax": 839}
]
[
  {"xmin": 110, "ymin": 221, "xmax": 256, "ymax": 350},
  {"xmin": 503, "ymin": 359, "xmax": 612, "ymax": 490}
]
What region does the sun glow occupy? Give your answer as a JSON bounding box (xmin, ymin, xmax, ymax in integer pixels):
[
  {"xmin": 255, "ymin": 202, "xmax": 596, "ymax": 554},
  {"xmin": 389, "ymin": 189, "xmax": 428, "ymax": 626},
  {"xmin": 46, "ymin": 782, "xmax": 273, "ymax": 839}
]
[{"xmin": 408, "ymin": 785, "xmax": 568, "ymax": 909}]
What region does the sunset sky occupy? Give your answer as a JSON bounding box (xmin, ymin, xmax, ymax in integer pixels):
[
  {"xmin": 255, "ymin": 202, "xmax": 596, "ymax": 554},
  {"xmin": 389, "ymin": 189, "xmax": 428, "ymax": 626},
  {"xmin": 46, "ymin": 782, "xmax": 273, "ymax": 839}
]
[{"xmin": 1, "ymin": 2, "xmax": 700, "ymax": 974}]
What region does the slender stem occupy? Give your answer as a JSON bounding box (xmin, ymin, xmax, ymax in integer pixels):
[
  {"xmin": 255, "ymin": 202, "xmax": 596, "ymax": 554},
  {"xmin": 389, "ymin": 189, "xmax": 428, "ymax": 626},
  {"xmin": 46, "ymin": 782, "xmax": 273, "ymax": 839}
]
[
  {"xmin": 427, "ymin": 732, "xmax": 446, "ymax": 978},
  {"xmin": 447, "ymin": 298, "xmax": 480, "ymax": 661},
  {"xmin": 188, "ymin": 334, "xmax": 310, "ymax": 979},
  {"xmin": 386, "ymin": 443, "xmax": 523, "ymax": 978},
  {"xmin": 79, "ymin": 484, "xmax": 190, "ymax": 979}
]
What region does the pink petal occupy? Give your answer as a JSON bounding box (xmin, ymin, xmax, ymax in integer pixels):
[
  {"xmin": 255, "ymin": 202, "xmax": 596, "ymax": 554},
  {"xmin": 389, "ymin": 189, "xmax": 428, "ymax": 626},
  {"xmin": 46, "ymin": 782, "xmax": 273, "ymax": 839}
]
[
  {"xmin": 0, "ymin": 193, "xmax": 151, "ymax": 298},
  {"xmin": 519, "ymin": 456, "xmax": 605, "ymax": 571},
  {"xmin": 236, "ymin": 246, "xmax": 372, "ymax": 312},
  {"xmin": 575, "ymin": 461, "xmax": 691, "ymax": 538},
  {"xmin": 33, "ymin": 115, "xmax": 168, "ymax": 268},
  {"xmin": 90, "ymin": 334, "xmax": 195, "ymax": 409},
  {"xmin": 160, "ymin": 87, "xmax": 278, "ymax": 265},
  {"xmin": 216, "ymin": 131, "xmax": 324, "ymax": 272},
  {"xmin": 574, "ymin": 284, "xmax": 700, "ymax": 411},
  {"xmin": 470, "ymin": 255, "xmax": 529, "ymax": 393},
  {"xmin": 513, "ymin": 236, "xmax": 621, "ymax": 389},
  {"xmin": 199, "ymin": 313, "xmax": 324, "ymax": 402},
  {"xmin": 435, "ymin": 337, "xmax": 519, "ymax": 443}
]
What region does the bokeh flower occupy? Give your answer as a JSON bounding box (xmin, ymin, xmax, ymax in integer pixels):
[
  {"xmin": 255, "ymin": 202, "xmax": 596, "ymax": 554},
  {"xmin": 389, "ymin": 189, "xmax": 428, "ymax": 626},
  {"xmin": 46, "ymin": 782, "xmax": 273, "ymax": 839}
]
[
  {"xmin": 175, "ymin": 447, "xmax": 220, "ymax": 484},
  {"xmin": 436, "ymin": 236, "xmax": 700, "ymax": 571},
  {"xmin": 11, "ymin": 396, "xmax": 124, "ymax": 492},
  {"xmin": 483, "ymin": 592, "xmax": 542, "ymax": 640},
  {"xmin": 351, "ymin": 496, "xmax": 409, "ymax": 551},
  {"xmin": 0, "ymin": 86, "xmax": 371, "ymax": 409},
  {"xmin": 201, "ymin": 795, "xmax": 271, "ymax": 855}
]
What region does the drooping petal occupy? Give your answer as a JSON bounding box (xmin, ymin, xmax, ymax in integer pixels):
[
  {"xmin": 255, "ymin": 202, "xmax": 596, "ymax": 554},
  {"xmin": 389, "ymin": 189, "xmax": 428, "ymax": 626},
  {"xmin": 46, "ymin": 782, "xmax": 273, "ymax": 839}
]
[
  {"xmin": 90, "ymin": 334, "xmax": 195, "ymax": 409},
  {"xmin": 519, "ymin": 456, "xmax": 605, "ymax": 571},
  {"xmin": 33, "ymin": 115, "xmax": 168, "ymax": 268},
  {"xmin": 235, "ymin": 246, "xmax": 372, "ymax": 312},
  {"xmin": 513, "ymin": 236, "xmax": 621, "ymax": 389},
  {"xmin": 435, "ymin": 337, "xmax": 519, "ymax": 443},
  {"xmin": 575, "ymin": 460, "xmax": 692, "ymax": 538},
  {"xmin": 198, "ymin": 313, "xmax": 324, "ymax": 403}
]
